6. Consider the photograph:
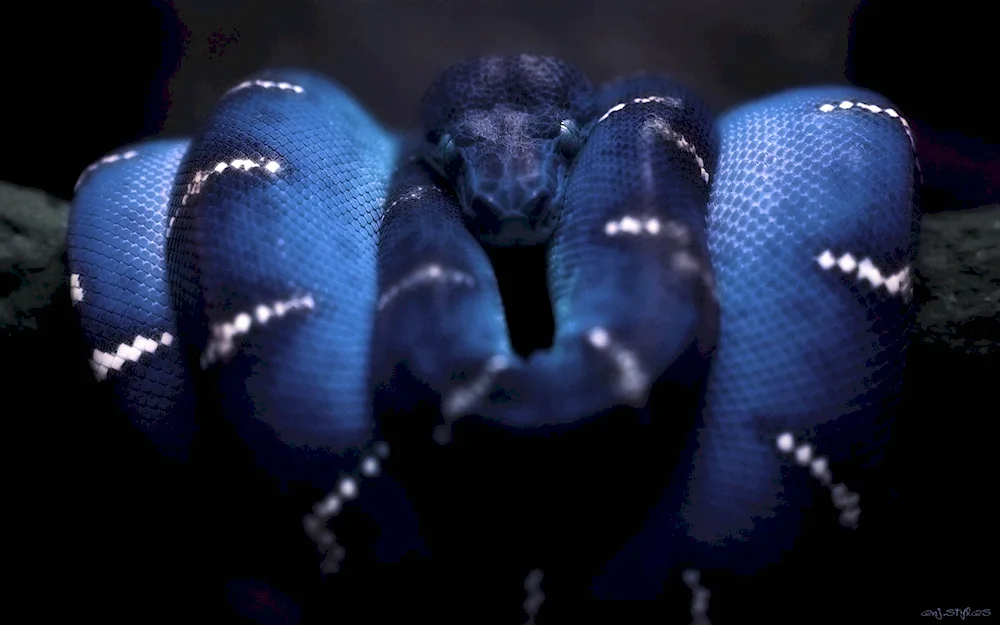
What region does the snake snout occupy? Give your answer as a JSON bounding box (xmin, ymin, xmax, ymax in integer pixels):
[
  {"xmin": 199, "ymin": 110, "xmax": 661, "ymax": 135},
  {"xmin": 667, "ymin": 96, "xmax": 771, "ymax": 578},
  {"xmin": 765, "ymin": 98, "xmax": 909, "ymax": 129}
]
[
  {"xmin": 524, "ymin": 189, "xmax": 551, "ymax": 222},
  {"xmin": 469, "ymin": 188, "xmax": 553, "ymax": 245}
]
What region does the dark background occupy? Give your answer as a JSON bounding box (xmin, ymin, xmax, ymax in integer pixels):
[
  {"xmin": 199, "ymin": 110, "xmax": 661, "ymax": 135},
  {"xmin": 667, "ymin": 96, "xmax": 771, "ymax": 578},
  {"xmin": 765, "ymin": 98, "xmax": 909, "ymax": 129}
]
[
  {"xmin": 5, "ymin": 0, "xmax": 996, "ymax": 210},
  {"xmin": 4, "ymin": 1, "xmax": 994, "ymax": 622}
]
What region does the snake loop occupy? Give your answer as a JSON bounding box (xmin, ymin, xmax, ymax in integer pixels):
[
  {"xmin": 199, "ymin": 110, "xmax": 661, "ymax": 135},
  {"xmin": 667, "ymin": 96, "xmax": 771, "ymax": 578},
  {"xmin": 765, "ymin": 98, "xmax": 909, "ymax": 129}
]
[{"xmin": 68, "ymin": 55, "xmax": 918, "ymax": 615}]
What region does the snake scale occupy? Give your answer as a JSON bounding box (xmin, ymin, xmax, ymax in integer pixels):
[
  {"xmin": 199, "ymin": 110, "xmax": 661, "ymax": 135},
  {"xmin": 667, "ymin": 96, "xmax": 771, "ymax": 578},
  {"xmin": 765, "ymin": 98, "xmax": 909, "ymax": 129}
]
[{"xmin": 67, "ymin": 54, "xmax": 918, "ymax": 620}]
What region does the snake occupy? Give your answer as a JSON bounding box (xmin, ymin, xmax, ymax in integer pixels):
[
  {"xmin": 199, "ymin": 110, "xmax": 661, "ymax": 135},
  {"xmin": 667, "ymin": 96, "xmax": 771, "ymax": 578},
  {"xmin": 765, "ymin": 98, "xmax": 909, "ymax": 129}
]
[{"xmin": 67, "ymin": 54, "xmax": 918, "ymax": 617}]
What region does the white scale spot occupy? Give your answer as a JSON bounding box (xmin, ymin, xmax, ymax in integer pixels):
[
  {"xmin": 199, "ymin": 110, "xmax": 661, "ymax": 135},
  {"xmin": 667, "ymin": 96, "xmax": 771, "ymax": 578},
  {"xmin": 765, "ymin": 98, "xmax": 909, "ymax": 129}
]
[
  {"xmin": 338, "ymin": 477, "xmax": 358, "ymax": 500},
  {"xmin": 69, "ymin": 273, "xmax": 84, "ymax": 304},
  {"xmin": 200, "ymin": 293, "xmax": 315, "ymax": 368},
  {"xmin": 180, "ymin": 157, "xmax": 282, "ymax": 207},
  {"xmin": 438, "ymin": 353, "xmax": 511, "ymax": 443},
  {"xmin": 586, "ymin": 326, "xmax": 650, "ymax": 404},
  {"xmin": 817, "ymin": 99, "xmax": 921, "ymax": 178},
  {"xmin": 315, "ymin": 494, "xmax": 342, "ymax": 517},
  {"xmin": 775, "ymin": 431, "xmax": 861, "ymax": 528},
  {"xmin": 672, "ymin": 250, "xmax": 703, "ymax": 275},
  {"xmin": 663, "ymin": 221, "xmax": 691, "ymax": 240},
  {"xmin": 816, "ymin": 250, "xmax": 912, "ymax": 299},
  {"xmin": 233, "ymin": 312, "xmax": 252, "ymax": 333},
  {"xmin": 360, "ymin": 456, "xmax": 380, "ymax": 477},
  {"xmin": 682, "ymin": 569, "xmax": 712, "ymax": 625},
  {"xmin": 74, "ymin": 149, "xmax": 139, "ymax": 191},
  {"xmin": 254, "ymin": 304, "xmax": 271, "ymax": 323},
  {"xmin": 376, "ymin": 263, "xmax": 475, "ymax": 312},
  {"xmin": 89, "ymin": 332, "xmax": 173, "ymax": 382},
  {"xmin": 794, "ymin": 443, "xmax": 813, "ymax": 465},
  {"xmin": 588, "ymin": 326, "xmax": 610, "ymax": 349},
  {"xmin": 225, "ymin": 79, "xmax": 305, "ymax": 97},
  {"xmin": 809, "ymin": 456, "xmax": 829, "ymax": 481}
]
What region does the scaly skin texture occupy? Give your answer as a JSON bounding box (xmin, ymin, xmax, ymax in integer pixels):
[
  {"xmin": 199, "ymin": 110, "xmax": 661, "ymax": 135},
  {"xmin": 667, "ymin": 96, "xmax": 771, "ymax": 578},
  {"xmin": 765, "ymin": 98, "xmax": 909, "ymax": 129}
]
[{"xmin": 67, "ymin": 56, "xmax": 918, "ymax": 620}]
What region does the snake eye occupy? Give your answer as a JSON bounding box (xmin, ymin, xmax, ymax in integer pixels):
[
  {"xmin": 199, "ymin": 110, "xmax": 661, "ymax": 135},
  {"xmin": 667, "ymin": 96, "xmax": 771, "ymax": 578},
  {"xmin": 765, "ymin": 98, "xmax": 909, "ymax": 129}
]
[
  {"xmin": 452, "ymin": 134, "xmax": 476, "ymax": 148},
  {"xmin": 432, "ymin": 132, "xmax": 462, "ymax": 173},
  {"xmin": 556, "ymin": 119, "xmax": 581, "ymax": 158}
]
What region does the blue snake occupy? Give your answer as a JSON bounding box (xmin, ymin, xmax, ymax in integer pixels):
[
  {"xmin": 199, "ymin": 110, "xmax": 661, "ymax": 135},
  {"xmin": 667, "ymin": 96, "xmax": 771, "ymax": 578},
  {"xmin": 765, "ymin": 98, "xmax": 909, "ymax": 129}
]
[{"xmin": 67, "ymin": 54, "xmax": 918, "ymax": 617}]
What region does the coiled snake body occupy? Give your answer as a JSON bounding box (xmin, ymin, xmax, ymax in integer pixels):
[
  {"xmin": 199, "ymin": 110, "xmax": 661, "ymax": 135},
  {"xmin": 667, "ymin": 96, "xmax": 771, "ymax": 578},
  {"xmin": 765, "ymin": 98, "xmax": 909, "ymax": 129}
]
[{"xmin": 68, "ymin": 55, "xmax": 918, "ymax": 616}]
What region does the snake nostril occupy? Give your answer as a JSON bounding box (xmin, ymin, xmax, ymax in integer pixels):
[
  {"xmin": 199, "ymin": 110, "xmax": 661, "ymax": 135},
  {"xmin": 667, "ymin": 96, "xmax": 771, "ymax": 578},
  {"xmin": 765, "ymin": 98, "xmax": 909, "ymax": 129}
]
[
  {"xmin": 524, "ymin": 191, "xmax": 550, "ymax": 223},
  {"xmin": 470, "ymin": 196, "xmax": 500, "ymax": 221}
]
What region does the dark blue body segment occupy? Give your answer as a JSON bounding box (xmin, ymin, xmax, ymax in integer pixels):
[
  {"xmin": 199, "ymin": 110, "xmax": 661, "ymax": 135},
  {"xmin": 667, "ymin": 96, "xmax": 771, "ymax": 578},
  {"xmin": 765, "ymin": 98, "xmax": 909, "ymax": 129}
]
[
  {"xmin": 370, "ymin": 161, "xmax": 510, "ymax": 424},
  {"xmin": 166, "ymin": 69, "xmax": 399, "ymax": 484},
  {"xmin": 546, "ymin": 75, "xmax": 720, "ymax": 404},
  {"xmin": 68, "ymin": 140, "xmax": 196, "ymax": 459},
  {"xmin": 68, "ymin": 57, "xmax": 918, "ymax": 619},
  {"xmin": 595, "ymin": 85, "xmax": 919, "ymax": 598},
  {"xmin": 375, "ymin": 66, "xmax": 721, "ymax": 434}
]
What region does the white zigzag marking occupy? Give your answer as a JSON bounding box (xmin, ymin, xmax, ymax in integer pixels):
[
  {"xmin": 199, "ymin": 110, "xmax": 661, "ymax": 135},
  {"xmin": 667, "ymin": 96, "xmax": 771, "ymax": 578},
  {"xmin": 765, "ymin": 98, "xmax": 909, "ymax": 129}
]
[
  {"xmin": 180, "ymin": 157, "xmax": 281, "ymax": 208},
  {"xmin": 522, "ymin": 569, "xmax": 545, "ymax": 625},
  {"xmin": 603, "ymin": 216, "xmax": 693, "ymax": 243},
  {"xmin": 384, "ymin": 185, "xmax": 440, "ymax": 212},
  {"xmin": 644, "ymin": 117, "xmax": 711, "ymax": 184},
  {"xmin": 378, "ymin": 185, "xmax": 441, "ymax": 227},
  {"xmin": 90, "ymin": 331, "xmax": 174, "ymax": 382},
  {"xmin": 377, "ymin": 263, "xmax": 475, "ymax": 312},
  {"xmin": 817, "ymin": 99, "xmax": 921, "ymax": 178},
  {"xmin": 200, "ymin": 293, "xmax": 315, "ymax": 368},
  {"xmin": 596, "ymin": 95, "xmax": 682, "ymax": 123},
  {"xmin": 303, "ymin": 441, "xmax": 390, "ymax": 574},
  {"xmin": 596, "ymin": 95, "xmax": 709, "ymax": 184},
  {"xmin": 776, "ymin": 432, "xmax": 861, "ymax": 529},
  {"xmin": 69, "ymin": 273, "xmax": 84, "ymax": 304},
  {"xmin": 603, "ymin": 216, "xmax": 717, "ymax": 300},
  {"xmin": 224, "ymin": 79, "xmax": 305, "ymax": 97},
  {"xmin": 605, "ymin": 215, "xmax": 661, "ymax": 236},
  {"xmin": 437, "ymin": 354, "xmax": 511, "ymax": 443},
  {"xmin": 682, "ymin": 569, "xmax": 712, "ymax": 625},
  {"xmin": 587, "ymin": 327, "xmax": 650, "ymax": 403},
  {"xmin": 74, "ymin": 149, "xmax": 139, "ymax": 191},
  {"xmin": 816, "ymin": 250, "xmax": 912, "ymax": 298},
  {"xmin": 167, "ymin": 157, "xmax": 282, "ymax": 240}
]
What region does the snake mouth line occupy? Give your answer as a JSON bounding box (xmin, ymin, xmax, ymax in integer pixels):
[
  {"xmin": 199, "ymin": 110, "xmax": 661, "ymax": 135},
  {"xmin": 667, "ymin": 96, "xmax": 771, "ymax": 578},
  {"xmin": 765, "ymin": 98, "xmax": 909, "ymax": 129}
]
[{"xmin": 484, "ymin": 242, "xmax": 555, "ymax": 358}]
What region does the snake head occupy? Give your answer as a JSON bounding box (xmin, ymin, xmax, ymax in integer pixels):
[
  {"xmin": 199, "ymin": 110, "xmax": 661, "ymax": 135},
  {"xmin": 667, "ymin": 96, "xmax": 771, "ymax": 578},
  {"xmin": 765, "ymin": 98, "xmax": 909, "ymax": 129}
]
[{"xmin": 420, "ymin": 54, "xmax": 594, "ymax": 246}]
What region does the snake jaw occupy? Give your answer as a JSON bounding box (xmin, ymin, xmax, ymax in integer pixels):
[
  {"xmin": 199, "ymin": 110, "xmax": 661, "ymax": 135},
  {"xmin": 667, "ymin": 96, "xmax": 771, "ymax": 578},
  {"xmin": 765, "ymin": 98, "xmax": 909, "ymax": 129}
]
[{"xmin": 454, "ymin": 144, "xmax": 566, "ymax": 246}]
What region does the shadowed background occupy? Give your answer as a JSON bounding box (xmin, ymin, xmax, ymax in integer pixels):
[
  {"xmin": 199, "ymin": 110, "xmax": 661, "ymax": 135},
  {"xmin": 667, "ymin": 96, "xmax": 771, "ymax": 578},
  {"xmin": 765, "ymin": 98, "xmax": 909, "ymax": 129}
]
[
  {"xmin": 2, "ymin": 1, "xmax": 994, "ymax": 621},
  {"xmin": 5, "ymin": 0, "xmax": 996, "ymax": 210}
]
